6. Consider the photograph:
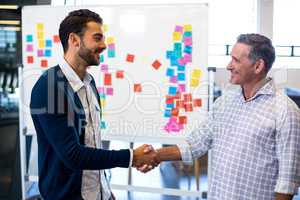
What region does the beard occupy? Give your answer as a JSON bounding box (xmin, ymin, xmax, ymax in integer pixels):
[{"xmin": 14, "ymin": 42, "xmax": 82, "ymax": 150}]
[{"xmin": 78, "ymin": 41, "xmax": 100, "ymax": 66}]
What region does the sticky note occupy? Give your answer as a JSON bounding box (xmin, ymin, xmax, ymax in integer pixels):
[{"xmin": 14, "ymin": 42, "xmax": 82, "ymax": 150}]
[
  {"xmin": 100, "ymin": 54, "xmax": 104, "ymax": 62},
  {"xmin": 41, "ymin": 59, "xmax": 48, "ymax": 68},
  {"xmin": 99, "ymin": 93, "xmax": 106, "ymax": 99},
  {"xmin": 46, "ymin": 40, "xmax": 52, "ymax": 47},
  {"xmin": 106, "ymin": 87, "xmax": 114, "ymax": 95},
  {"xmin": 178, "ymin": 65, "xmax": 185, "ymax": 71},
  {"xmin": 184, "ymin": 93, "xmax": 192, "ymax": 102},
  {"xmin": 184, "ymin": 24, "xmax": 192, "ymax": 32},
  {"xmin": 175, "ymin": 25, "xmax": 183, "ymax": 33},
  {"xmin": 37, "ymin": 31, "xmax": 44, "ymax": 40},
  {"xmin": 190, "ymin": 79, "xmax": 199, "ymax": 87},
  {"xmin": 179, "ymin": 116, "xmax": 187, "ymax": 124},
  {"xmin": 134, "ymin": 84, "xmax": 142, "ymax": 93},
  {"xmin": 27, "ymin": 56, "xmax": 34, "ymax": 64},
  {"xmin": 116, "ymin": 70, "xmax": 124, "ymax": 79},
  {"xmin": 164, "ymin": 110, "xmax": 171, "ymax": 118},
  {"xmin": 100, "ymin": 121, "xmax": 106, "ymax": 129},
  {"xmin": 97, "ymin": 87, "xmax": 105, "ymax": 94},
  {"xmin": 45, "ymin": 49, "xmax": 51, "ymax": 57},
  {"xmin": 166, "ymin": 68, "xmax": 174, "ymax": 77},
  {"xmin": 106, "ymin": 37, "xmax": 114, "ymax": 44},
  {"xmin": 166, "ymin": 51, "xmax": 173, "ymax": 59},
  {"xmin": 152, "ymin": 60, "xmax": 162, "ymax": 70},
  {"xmin": 178, "ymin": 58, "xmax": 186, "ymax": 66},
  {"xmin": 184, "ymin": 46, "xmax": 192, "ymax": 54},
  {"xmin": 100, "ymin": 64, "xmax": 108, "ymax": 72},
  {"xmin": 168, "ymin": 86, "xmax": 177, "ymax": 95},
  {"xmin": 26, "ymin": 44, "xmax": 33, "ymax": 52},
  {"xmin": 183, "ymin": 31, "xmax": 192, "ymax": 37},
  {"xmin": 173, "ymin": 32, "xmax": 182, "ymax": 41},
  {"xmin": 37, "ymin": 49, "xmax": 43, "ymax": 57},
  {"xmin": 166, "ymin": 96, "xmax": 174, "ymax": 104},
  {"xmin": 101, "ymin": 99, "xmax": 106, "ymax": 107},
  {"xmin": 103, "ymin": 24, "xmax": 109, "ymax": 32},
  {"xmin": 176, "ymin": 100, "xmax": 184, "ymax": 108},
  {"xmin": 192, "ymin": 69, "xmax": 202, "ymax": 78},
  {"xmin": 170, "ymin": 58, "xmax": 178, "ymax": 66},
  {"xmin": 170, "ymin": 76, "xmax": 177, "ymax": 83},
  {"xmin": 174, "ymin": 43, "xmax": 182, "ymax": 51},
  {"xmin": 170, "ymin": 117, "xmax": 177, "ymax": 123},
  {"xmin": 184, "ymin": 37, "xmax": 192, "ymax": 46},
  {"xmin": 184, "ymin": 103, "xmax": 193, "ymax": 112},
  {"xmin": 193, "ymin": 99, "xmax": 202, "ymax": 107},
  {"xmin": 38, "ymin": 40, "xmax": 45, "ymax": 48},
  {"xmin": 53, "ymin": 35, "xmax": 60, "ymax": 43},
  {"xmin": 178, "ymin": 84, "xmax": 186, "ymax": 92},
  {"xmin": 178, "ymin": 73, "xmax": 186, "ymax": 81},
  {"xmin": 104, "ymin": 73, "xmax": 112, "ymax": 85},
  {"xmin": 126, "ymin": 54, "xmax": 135, "ymax": 63},
  {"xmin": 108, "ymin": 50, "xmax": 115, "ymax": 58},
  {"xmin": 26, "ymin": 35, "xmax": 33, "ymax": 42},
  {"xmin": 183, "ymin": 54, "xmax": 192, "ymax": 63},
  {"xmin": 108, "ymin": 43, "xmax": 115, "ymax": 50},
  {"xmin": 166, "ymin": 103, "xmax": 174, "ymax": 109},
  {"xmin": 36, "ymin": 23, "xmax": 44, "ymax": 31},
  {"xmin": 171, "ymin": 108, "xmax": 179, "ymax": 116}
]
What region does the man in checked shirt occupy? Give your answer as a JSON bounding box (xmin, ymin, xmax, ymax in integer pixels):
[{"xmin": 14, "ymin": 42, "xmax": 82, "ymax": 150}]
[{"xmin": 141, "ymin": 33, "xmax": 300, "ymax": 200}]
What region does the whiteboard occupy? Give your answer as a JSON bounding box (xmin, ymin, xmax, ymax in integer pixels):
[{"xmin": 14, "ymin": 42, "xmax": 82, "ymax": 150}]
[{"xmin": 21, "ymin": 4, "xmax": 208, "ymax": 144}]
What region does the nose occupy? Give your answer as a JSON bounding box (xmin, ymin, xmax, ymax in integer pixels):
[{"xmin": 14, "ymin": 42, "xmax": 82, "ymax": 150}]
[
  {"xmin": 226, "ymin": 59, "xmax": 233, "ymax": 71},
  {"xmin": 100, "ymin": 41, "xmax": 107, "ymax": 53}
]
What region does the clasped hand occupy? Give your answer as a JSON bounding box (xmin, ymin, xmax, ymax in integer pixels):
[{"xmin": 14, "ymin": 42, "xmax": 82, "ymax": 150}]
[{"xmin": 132, "ymin": 144, "xmax": 160, "ymax": 173}]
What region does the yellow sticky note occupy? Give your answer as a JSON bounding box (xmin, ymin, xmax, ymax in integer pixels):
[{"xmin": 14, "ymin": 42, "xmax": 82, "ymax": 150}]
[
  {"xmin": 106, "ymin": 37, "xmax": 114, "ymax": 44},
  {"xmin": 103, "ymin": 24, "xmax": 109, "ymax": 32},
  {"xmin": 38, "ymin": 40, "xmax": 45, "ymax": 48},
  {"xmin": 190, "ymin": 78, "xmax": 199, "ymax": 87},
  {"xmin": 36, "ymin": 23, "xmax": 44, "ymax": 31},
  {"xmin": 192, "ymin": 69, "xmax": 202, "ymax": 79},
  {"xmin": 173, "ymin": 32, "xmax": 182, "ymax": 41},
  {"xmin": 37, "ymin": 31, "xmax": 44, "ymax": 40},
  {"xmin": 184, "ymin": 24, "xmax": 192, "ymax": 32},
  {"xmin": 100, "ymin": 99, "xmax": 106, "ymax": 107}
]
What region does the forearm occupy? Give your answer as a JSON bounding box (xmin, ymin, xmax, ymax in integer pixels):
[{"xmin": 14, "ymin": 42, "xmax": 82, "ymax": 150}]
[
  {"xmin": 157, "ymin": 145, "xmax": 182, "ymax": 162},
  {"xmin": 275, "ymin": 193, "xmax": 293, "ymax": 200}
]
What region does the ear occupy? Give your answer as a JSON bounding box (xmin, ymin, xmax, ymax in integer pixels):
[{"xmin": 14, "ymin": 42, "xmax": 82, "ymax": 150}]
[
  {"xmin": 68, "ymin": 32, "xmax": 80, "ymax": 49},
  {"xmin": 254, "ymin": 58, "xmax": 265, "ymax": 74}
]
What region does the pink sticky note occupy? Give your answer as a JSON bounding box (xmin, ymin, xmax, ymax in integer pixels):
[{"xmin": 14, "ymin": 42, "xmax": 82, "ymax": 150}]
[
  {"xmin": 170, "ymin": 117, "xmax": 177, "ymax": 123},
  {"xmin": 26, "ymin": 44, "xmax": 33, "ymax": 52},
  {"xmin": 97, "ymin": 87, "xmax": 105, "ymax": 94},
  {"xmin": 106, "ymin": 87, "xmax": 113, "ymax": 95},
  {"xmin": 178, "ymin": 58, "xmax": 186, "ymax": 66},
  {"xmin": 101, "ymin": 64, "xmax": 108, "ymax": 72},
  {"xmin": 178, "ymin": 84, "xmax": 186, "ymax": 92},
  {"xmin": 170, "ymin": 76, "xmax": 177, "ymax": 83},
  {"xmin": 37, "ymin": 49, "xmax": 43, "ymax": 57},
  {"xmin": 184, "ymin": 37, "xmax": 192, "ymax": 46},
  {"xmin": 175, "ymin": 25, "xmax": 183, "ymax": 33},
  {"xmin": 183, "ymin": 54, "xmax": 192, "ymax": 63},
  {"xmin": 108, "ymin": 44, "xmax": 115, "ymax": 50}
]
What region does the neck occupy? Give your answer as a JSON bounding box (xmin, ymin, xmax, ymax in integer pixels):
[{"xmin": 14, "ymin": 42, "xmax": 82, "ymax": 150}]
[
  {"xmin": 64, "ymin": 52, "xmax": 87, "ymax": 81},
  {"xmin": 242, "ymin": 77, "xmax": 268, "ymax": 100}
]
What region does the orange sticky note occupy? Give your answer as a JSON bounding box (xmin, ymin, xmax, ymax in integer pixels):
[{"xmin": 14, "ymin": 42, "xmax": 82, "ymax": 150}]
[
  {"xmin": 176, "ymin": 100, "xmax": 184, "ymax": 108},
  {"xmin": 152, "ymin": 60, "xmax": 162, "ymax": 70},
  {"xmin": 27, "ymin": 56, "xmax": 34, "ymax": 64},
  {"xmin": 166, "ymin": 96, "xmax": 174, "ymax": 104},
  {"xmin": 126, "ymin": 54, "xmax": 135, "ymax": 63},
  {"xmin": 104, "ymin": 74, "xmax": 112, "ymax": 85},
  {"xmin": 53, "ymin": 35, "xmax": 60, "ymax": 43},
  {"xmin": 171, "ymin": 108, "xmax": 179, "ymax": 116},
  {"xmin": 179, "ymin": 116, "xmax": 187, "ymax": 124},
  {"xmin": 193, "ymin": 99, "xmax": 202, "ymax": 107},
  {"xmin": 184, "ymin": 93, "xmax": 192, "ymax": 102},
  {"xmin": 184, "ymin": 103, "xmax": 193, "ymax": 112},
  {"xmin": 116, "ymin": 70, "xmax": 124, "ymax": 79},
  {"xmin": 41, "ymin": 59, "xmax": 48, "ymax": 68},
  {"xmin": 134, "ymin": 84, "xmax": 142, "ymax": 93}
]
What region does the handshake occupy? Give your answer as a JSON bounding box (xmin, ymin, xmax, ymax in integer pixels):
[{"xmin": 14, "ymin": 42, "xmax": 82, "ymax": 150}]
[{"xmin": 132, "ymin": 144, "xmax": 161, "ymax": 173}]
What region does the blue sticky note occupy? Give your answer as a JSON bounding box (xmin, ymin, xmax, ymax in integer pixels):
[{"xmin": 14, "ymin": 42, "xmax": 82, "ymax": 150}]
[
  {"xmin": 170, "ymin": 58, "xmax": 178, "ymax": 66},
  {"xmin": 178, "ymin": 73, "xmax": 186, "ymax": 81},
  {"xmin": 174, "ymin": 51, "xmax": 182, "ymax": 58},
  {"xmin": 166, "ymin": 68, "xmax": 174, "ymax": 77},
  {"xmin": 100, "ymin": 54, "xmax": 104, "ymax": 62},
  {"xmin": 178, "ymin": 65, "xmax": 185, "ymax": 71},
  {"xmin": 99, "ymin": 93, "xmax": 106, "ymax": 99},
  {"xmin": 166, "ymin": 51, "xmax": 173, "ymax": 59},
  {"xmin": 164, "ymin": 109, "xmax": 171, "ymax": 118},
  {"xmin": 45, "ymin": 49, "xmax": 51, "ymax": 57},
  {"xmin": 46, "ymin": 40, "xmax": 52, "ymax": 47},
  {"xmin": 100, "ymin": 121, "xmax": 106, "ymax": 129},
  {"xmin": 108, "ymin": 50, "xmax": 115, "ymax": 58},
  {"xmin": 174, "ymin": 43, "xmax": 182, "ymax": 51},
  {"xmin": 26, "ymin": 35, "xmax": 33, "ymax": 42},
  {"xmin": 184, "ymin": 31, "xmax": 192, "ymax": 37},
  {"xmin": 168, "ymin": 86, "xmax": 177, "ymax": 95},
  {"xmin": 166, "ymin": 103, "xmax": 174, "ymax": 109},
  {"xmin": 184, "ymin": 46, "xmax": 192, "ymax": 54}
]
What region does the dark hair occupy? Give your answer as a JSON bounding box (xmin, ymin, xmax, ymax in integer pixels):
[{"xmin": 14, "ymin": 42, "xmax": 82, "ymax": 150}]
[
  {"xmin": 237, "ymin": 33, "xmax": 275, "ymax": 73},
  {"xmin": 59, "ymin": 9, "xmax": 103, "ymax": 53}
]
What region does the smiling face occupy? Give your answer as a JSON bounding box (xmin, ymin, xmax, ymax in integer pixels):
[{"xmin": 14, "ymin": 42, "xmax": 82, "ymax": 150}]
[
  {"xmin": 77, "ymin": 21, "xmax": 106, "ymax": 66},
  {"xmin": 226, "ymin": 42, "xmax": 258, "ymax": 86}
]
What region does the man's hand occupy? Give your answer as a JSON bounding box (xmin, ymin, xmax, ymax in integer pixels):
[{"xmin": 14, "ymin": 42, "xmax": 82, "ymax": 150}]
[{"xmin": 132, "ymin": 144, "xmax": 160, "ymax": 170}]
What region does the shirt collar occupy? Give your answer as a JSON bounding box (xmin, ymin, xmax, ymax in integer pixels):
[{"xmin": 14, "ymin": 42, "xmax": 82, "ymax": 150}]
[
  {"xmin": 59, "ymin": 58, "xmax": 92, "ymax": 93},
  {"xmin": 238, "ymin": 77, "xmax": 276, "ymax": 102}
]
